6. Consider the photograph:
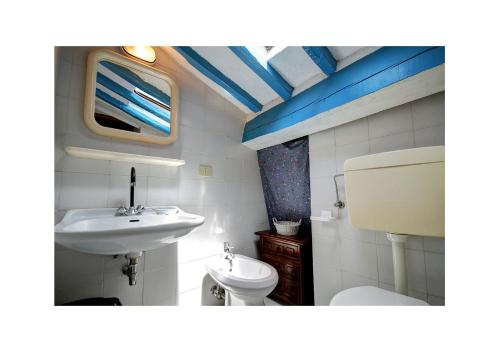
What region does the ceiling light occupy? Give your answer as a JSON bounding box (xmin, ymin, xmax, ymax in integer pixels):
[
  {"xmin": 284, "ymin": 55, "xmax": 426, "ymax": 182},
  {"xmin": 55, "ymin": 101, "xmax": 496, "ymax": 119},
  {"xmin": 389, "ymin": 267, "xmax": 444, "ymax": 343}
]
[{"xmin": 121, "ymin": 46, "xmax": 156, "ymax": 64}]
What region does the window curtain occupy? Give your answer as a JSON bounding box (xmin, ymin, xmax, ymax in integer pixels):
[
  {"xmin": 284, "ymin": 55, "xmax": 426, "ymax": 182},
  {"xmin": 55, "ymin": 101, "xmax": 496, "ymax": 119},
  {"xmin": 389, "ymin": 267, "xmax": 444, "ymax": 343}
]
[{"xmin": 257, "ymin": 136, "xmax": 311, "ymax": 235}]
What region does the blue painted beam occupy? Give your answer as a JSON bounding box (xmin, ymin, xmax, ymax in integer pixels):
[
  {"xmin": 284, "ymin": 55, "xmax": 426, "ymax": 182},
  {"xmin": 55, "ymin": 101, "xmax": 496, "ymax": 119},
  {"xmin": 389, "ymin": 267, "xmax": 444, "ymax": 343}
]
[
  {"xmin": 174, "ymin": 46, "xmax": 263, "ymax": 112},
  {"xmin": 243, "ymin": 46, "xmax": 445, "ymax": 143},
  {"xmin": 229, "ymin": 46, "xmax": 293, "ymax": 100},
  {"xmin": 303, "ymin": 47, "xmax": 337, "ymax": 75}
]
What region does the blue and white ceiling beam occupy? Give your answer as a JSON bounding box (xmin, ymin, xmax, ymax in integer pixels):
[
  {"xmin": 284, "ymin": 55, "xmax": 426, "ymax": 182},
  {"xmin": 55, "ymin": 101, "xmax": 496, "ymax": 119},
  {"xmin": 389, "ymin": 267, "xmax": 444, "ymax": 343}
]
[
  {"xmin": 173, "ymin": 46, "xmax": 263, "ymax": 112},
  {"xmin": 243, "ymin": 46, "xmax": 445, "ymax": 150},
  {"xmin": 228, "ymin": 46, "xmax": 293, "ymax": 100},
  {"xmin": 302, "ymin": 46, "xmax": 337, "ymax": 75}
]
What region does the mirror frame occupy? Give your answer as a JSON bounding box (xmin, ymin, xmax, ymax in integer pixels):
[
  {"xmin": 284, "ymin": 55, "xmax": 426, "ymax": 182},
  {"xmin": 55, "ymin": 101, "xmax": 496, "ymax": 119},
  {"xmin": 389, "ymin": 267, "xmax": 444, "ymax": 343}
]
[{"xmin": 84, "ymin": 49, "xmax": 178, "ymax": 145}]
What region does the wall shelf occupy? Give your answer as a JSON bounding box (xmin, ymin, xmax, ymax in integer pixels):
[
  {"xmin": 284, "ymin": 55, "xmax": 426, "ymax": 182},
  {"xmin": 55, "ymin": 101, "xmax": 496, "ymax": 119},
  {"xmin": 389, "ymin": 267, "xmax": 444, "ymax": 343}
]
[
  {"xmin": 65, "ymin": 146, "xmax": 185, "ymax": 167},
  {"xmin": 310, "ymin": 209, "xmax": 339, "ymax": 222}
]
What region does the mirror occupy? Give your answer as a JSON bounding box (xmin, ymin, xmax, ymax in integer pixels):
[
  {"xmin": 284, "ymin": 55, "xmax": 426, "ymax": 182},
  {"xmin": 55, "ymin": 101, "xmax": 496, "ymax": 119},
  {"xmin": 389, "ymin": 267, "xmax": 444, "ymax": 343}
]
[{"xmin": 84, "ymin": 50, "xmax": 178, "ymax": 145}]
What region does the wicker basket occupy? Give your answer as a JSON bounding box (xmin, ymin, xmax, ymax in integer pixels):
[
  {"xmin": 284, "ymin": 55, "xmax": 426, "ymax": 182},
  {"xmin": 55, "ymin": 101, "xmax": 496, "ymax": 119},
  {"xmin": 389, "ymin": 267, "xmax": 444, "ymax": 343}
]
[{"xmin": 273, "ymin": 218, "xmax": 301, "ymax": 236}]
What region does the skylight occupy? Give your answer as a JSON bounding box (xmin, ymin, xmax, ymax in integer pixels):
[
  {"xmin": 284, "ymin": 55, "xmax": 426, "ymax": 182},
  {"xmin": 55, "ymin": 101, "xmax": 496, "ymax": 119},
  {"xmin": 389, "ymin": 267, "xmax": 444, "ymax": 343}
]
[{"xmin": 246, "ymin": 46, "xmax": 285, "ymax": 65}]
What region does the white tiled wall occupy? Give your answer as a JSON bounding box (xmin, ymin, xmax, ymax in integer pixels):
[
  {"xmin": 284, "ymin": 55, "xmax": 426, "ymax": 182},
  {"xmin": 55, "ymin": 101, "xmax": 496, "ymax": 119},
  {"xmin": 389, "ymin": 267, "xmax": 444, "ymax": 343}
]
[
  {"xmin": 309, "ymin": 92, "xmax": 445, "ymax": 305},
  {"xmin": 54, "ymin": 47, "xmax": 268, "ymax": 305}
]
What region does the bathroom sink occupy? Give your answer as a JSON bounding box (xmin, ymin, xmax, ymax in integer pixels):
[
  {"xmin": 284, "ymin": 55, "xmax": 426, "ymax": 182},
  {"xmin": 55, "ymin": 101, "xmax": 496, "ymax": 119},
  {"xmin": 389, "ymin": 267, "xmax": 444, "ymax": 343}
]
[{"xmin": 55, "ymin": 206, "xmax": 204, "ymax": 255}]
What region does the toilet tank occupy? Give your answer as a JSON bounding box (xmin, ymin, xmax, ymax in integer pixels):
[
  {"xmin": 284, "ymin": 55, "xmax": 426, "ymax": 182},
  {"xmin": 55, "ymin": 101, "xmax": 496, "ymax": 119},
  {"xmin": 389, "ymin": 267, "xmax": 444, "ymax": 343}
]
[{"xmin": 344, "ymin": 146, "xmax": 444, "ymax": 237}]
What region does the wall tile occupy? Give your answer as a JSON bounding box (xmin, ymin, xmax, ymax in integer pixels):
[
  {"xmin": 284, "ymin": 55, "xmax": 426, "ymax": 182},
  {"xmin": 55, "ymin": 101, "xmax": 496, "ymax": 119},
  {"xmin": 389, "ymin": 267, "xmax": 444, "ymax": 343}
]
[
  {"xmin": 180, "ymin": 99, "xmax": 206, "ymax": 129},
  {"xmin": 406, "ymin": 249, "xmax": 427, "ymax": 294},
  {"xmin": 309, "ymin": 128, "xmax": 335, "ymax": 152},
  {"xmin": 427, "ymin": 294, "xmax": 445, "ymax": 306},
  {"xmin": 59, "ymin": 173, "xmax": 108, "ymax": 209},
  {"xmin": 56, "ymin": 60, "xmax": 72, "ymax": 97},
  {"xmin": 340, "ymin": 239, "xmax": 378, "ymax": 280},
  {"xmin": 223, "ymin": 158, "xmax": 243, "ymax": 182},
  {"xmin": 69, "ymin": 64, "xmax": 84, "ymax": 99},
  {"xmin": 178, "ymin": 287, "xmax": 203, "ymax": 306},
  {"xmin": 425, "ymin": 252, "xmax": 445, "ymax": 298},
  {"xmin": 415, "ymin": 125, "xmax": 445, "ymax": 147},
  {"xmin": 54, "ymin": 96, "xmax": 68, "ymax": 135},
  {"xmin": 55, "ymin": 172, "xmax": 63, "ymax": 210},
  {"xmin": 423, "ymin": 237, "xmax": 445, "ymax": 254},
  {"xmin": 147, "ymin": 176, "xmax": 179, "ymax": 206},
  {"xmin": 178, "ymin": 258, "xmax": 212, "ymax": 293},
  {"xmin": 313, "ymin": 266, "xmax": 342, "ymax": 305},
  {"xmin": 334, "ymin": 118, "xmax": 369, "ymax": 146},
  {"xmin": 109, "ymin": 161, "xmax": 148, "ymax": 177},
  {"xmin": 412, "ymin": 92, "xmax": 445, "ymax": 130},
  {"xmin": 309, "ymin": 147, "xmax": 336, "ymax": 178},
  {"xmin": 368, "ymin": 103, "xmax": 413, "ymax": 139},
  {"xmin": 180, "ymin": 126, "xmax": 205, "ymax": 154},
  {"xmin": 143, "ymin": 267, "xmax": 178, "ymax": 305},
  {"xmin": 144, "ymin": 243, "xmax": 178, "ymax": 272},
  {"xmin": 103, "ymin": 274, "xmax": 144, "ymax": 306},
  {"xmin": 338, "ymin": 219, "xmax": 375, "ymax": 243},
  {"xmin": 204, "ymin": 132, "xmax": 227, "ymax": 156},
  {"xmin": 312, "ymin": 224, "xmax": 342, "ymax": 270},
  {"xmin": 310, "ymin": 176, "xmax": 336, "ymax": 207},
  {"xmin": 341, "ymin": 270, "xmax": 378, "ymax": 290},
  {"xmin": 369, "ymin": 131, "xmax": 414, "ymax": 154}
]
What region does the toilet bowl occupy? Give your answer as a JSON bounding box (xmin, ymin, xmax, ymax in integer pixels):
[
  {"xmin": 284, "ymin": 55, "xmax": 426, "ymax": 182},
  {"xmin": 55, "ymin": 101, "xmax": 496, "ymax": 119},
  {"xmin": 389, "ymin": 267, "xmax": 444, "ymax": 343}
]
[
  {"xmin": 205, "ymin": 254, "xmax": 278, "ymax": 306},
  {"xmin": 329, "ymin": 286, "xmax": 429, "ymax": 306}
]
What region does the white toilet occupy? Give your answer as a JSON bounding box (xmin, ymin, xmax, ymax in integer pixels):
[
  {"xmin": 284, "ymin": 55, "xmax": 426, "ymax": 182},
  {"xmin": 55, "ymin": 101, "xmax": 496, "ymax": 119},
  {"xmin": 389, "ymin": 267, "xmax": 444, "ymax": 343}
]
[
  {"xmin": 206, "ymin": 254, "xmax": 278, "ymax": 306},
  {"xmin": 330, "ymin": 147, "xmax": 444, "ymax": 306},
  {"xmin": 329, "ymin": 286, "xmax": 428, "ymax": 306}
]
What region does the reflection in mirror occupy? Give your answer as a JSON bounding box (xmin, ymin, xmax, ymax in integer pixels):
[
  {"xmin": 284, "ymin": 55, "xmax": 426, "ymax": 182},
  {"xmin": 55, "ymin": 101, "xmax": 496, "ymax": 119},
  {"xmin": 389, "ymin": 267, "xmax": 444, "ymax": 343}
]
[{"xmin": 94, "ymin": 60, "xmax": 172, "ymax": 137}]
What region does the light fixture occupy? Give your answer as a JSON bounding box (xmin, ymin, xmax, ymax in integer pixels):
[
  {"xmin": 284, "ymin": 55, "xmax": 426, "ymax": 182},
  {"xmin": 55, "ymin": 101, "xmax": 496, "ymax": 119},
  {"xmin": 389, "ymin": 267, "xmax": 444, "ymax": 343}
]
[{"xmin": 121, "ymin": 46, "xmax": 156, "ymax": 64}]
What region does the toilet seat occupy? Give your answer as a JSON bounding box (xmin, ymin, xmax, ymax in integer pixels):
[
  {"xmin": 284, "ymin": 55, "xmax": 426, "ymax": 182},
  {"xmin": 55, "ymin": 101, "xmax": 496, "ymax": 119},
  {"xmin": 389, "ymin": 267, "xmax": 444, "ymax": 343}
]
[{"xmin": 329, "ymin": 286, "xmax": 429, "ymax": 306}]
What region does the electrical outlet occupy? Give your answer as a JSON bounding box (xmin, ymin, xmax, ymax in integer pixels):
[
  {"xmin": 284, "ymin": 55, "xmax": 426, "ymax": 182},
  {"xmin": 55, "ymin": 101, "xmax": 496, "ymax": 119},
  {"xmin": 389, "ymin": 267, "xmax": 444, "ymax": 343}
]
[{"xmin": 198, "ymin": 164, "xmax": 213, "ymax": 177}]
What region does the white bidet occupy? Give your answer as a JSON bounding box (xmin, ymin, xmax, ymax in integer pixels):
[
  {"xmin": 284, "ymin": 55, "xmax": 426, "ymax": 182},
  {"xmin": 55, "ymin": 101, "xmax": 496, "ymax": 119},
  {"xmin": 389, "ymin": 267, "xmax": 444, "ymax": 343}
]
[{"xmin": 206, "ymin": 254, "xmax": 278, "ymax": 306}]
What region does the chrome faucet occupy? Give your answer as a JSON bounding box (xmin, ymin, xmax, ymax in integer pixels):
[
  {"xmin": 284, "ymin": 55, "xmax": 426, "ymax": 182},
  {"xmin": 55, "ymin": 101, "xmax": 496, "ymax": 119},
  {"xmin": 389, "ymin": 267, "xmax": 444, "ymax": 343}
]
[
  {"xmin": 223, "ymin": 242, "xmax": 235, "ymax": 271},
  {"xmin": 115, "ymin": 167, "xmax": 145, "ymax": 216}
]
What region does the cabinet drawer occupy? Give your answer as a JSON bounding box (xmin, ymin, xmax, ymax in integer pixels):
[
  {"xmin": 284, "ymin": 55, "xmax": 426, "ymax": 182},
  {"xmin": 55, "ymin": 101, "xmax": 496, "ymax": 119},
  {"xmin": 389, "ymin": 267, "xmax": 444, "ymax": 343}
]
[
  {"xmin": 262, "ymin": 239, "xmax": 300, "ymax": 259},
  {"xmin": 262, "ymin": 255, "xmax": 300, "ymax": 281},
  {"xmin": 271, "ymin": 276, "xmax": 300, "ymax": 304}
]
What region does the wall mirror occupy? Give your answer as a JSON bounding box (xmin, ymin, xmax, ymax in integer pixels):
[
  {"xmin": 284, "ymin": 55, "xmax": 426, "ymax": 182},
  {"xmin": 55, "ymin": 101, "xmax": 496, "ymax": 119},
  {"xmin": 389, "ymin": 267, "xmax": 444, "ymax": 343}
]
[{"xmin": 84, "ymin": 49, "xmax": 178, "ymax": 145}]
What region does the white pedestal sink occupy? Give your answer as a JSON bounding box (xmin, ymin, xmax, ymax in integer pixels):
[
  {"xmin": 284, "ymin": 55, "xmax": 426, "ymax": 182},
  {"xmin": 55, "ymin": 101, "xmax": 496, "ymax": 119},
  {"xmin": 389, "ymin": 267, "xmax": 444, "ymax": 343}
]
[{"xmin": 55, "ymin": 206, "xmax": 204, "ymax": 255}]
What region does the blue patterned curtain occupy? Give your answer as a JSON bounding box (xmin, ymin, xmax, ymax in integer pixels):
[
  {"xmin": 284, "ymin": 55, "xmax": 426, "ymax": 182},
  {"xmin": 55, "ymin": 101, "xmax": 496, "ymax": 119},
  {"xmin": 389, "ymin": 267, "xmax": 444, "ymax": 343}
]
[{"xmin": 257, "ymin": 136, "xmax": 311, "ymax": 235}]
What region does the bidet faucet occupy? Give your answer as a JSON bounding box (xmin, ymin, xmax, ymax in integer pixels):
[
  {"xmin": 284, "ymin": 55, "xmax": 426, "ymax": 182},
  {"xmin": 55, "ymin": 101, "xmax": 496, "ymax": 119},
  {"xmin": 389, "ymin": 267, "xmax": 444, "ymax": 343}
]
[{"xmin": 223, "ymin": 242, "xmax": 235, "ymax": 271}]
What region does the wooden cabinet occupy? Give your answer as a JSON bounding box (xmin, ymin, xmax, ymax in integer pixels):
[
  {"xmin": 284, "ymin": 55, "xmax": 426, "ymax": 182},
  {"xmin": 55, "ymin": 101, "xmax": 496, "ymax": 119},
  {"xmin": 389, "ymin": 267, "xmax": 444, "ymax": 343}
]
[{"xmin": 255, "ymin": 230, "xmax": 314, "ymax": 305}]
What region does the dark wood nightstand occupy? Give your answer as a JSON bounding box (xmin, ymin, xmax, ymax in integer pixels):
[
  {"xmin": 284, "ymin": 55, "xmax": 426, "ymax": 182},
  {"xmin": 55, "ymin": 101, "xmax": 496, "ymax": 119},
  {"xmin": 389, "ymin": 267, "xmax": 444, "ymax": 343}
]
[{"xmin": 255, "ymin": 230, "xmax": 314, "ymax": 305}]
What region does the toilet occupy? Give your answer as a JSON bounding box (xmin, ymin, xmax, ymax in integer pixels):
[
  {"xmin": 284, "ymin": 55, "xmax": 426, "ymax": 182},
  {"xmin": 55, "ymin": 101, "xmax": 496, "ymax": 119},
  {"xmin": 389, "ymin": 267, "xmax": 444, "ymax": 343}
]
[
  {"xmin": 331, "ymin": 147, "xmax": 444, "ymax": 306},
  {"xmin": 329, "ymin": 286, "xmax": 428, "ymax": 306}
]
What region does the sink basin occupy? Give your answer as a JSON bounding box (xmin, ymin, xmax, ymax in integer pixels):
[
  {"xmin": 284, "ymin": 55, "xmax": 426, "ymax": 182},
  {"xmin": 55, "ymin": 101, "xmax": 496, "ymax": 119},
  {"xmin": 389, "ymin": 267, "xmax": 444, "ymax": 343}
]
[{"xmin": 55, "ymin": 206, "xmax": 204, "ymax": 255}]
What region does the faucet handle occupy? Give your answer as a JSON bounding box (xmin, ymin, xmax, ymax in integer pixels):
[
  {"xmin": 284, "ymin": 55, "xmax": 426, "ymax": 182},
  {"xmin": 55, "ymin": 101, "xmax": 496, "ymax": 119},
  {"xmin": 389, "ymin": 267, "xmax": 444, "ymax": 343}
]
[
  {"xmin": 135, "ymin": 205, "xmax": 145, "ymax": 213},
  {"xmin": 223, "ymin": 242, "xmax": 234, "ymax": 252},
  {"xmin": 116, "ymin": 206, "xmax": 127, "ymax": 216}
]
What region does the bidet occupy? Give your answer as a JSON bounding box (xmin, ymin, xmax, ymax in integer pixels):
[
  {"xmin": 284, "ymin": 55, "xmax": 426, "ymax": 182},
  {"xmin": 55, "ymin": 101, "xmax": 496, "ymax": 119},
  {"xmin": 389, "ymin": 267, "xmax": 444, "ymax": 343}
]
[{"xmin": 205, "ymin": 248, "xmax": 279, "ymax": 306}]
